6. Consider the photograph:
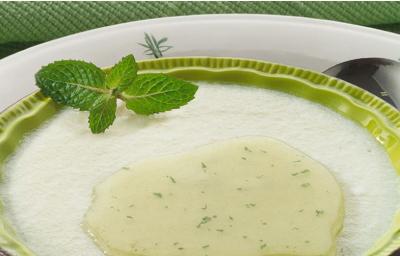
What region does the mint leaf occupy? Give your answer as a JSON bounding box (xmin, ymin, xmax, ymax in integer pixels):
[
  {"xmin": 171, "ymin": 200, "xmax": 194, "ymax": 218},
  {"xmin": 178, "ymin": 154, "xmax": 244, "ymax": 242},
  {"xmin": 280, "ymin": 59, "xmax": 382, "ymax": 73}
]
[
  {"xmin": 105, "ymin": 54, "xmax": 138, "ymax": 90},
  {"xmin": 120, "ymin": 73, "xmax": 198, "ymax": 115},
  {"xmin": 35, "ymin": 55, "xmax": 199, "ymax": 134},
  {"xmin": 89, "ymin": 95, "xmax": 117, "ymax": 133},
  {"xmin": 35, "ymin": 60, "xmax": 109, "ymax": 111}
]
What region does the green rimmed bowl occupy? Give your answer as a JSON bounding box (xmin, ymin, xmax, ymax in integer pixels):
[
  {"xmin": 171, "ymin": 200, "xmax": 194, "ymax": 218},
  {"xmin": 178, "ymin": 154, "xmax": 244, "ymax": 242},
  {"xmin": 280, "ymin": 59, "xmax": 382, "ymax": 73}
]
[{"xmin": 0, "ymin": 57, "xmax": 399, "ymax": 256}]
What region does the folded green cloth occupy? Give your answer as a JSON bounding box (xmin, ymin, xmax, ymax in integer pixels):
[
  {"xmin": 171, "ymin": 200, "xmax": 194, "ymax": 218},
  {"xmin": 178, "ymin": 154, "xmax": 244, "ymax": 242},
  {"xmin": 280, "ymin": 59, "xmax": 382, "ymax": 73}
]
[{"xmin": 1, "ymin": 1, "xmax": 400, "ymax": 58}]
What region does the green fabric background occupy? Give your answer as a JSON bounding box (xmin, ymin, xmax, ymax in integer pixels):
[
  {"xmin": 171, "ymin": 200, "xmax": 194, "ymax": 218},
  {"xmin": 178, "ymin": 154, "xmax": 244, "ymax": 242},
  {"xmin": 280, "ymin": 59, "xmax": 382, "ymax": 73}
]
[{"xmin": 1, "ymin": 1, "xmax": 400, "ymax": 58}]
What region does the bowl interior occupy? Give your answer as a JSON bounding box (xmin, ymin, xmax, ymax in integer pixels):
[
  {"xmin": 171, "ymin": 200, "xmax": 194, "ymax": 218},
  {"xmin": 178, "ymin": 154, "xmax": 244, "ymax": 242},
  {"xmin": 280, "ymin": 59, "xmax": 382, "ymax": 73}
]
[{"xmin": 0, "ymin": 57, "xmax": 399, "ymax": 256}]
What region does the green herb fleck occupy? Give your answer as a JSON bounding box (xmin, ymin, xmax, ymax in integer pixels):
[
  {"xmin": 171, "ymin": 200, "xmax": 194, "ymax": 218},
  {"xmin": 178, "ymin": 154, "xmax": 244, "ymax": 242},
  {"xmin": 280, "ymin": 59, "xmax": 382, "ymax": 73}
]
[
  {"xmin": 236, "ymin": 187, "xmax": 243, "ymax": 191},
  {"xmin": 153, "ymin": 192, "xmax": 163, "ymax": 198},
  {"xmin": 229, "ymin": 216, "xmax": 234, "ymax": 221},
  {"xmin": 201, "ymin": 162, "xmax": 207, "ymax": 168},
  {"xmin": 293, "ymin": 169, "xmax": 310, "ymax": 176},
  {"xmin": 126, "ymin": 215, "xmax": 133, "ymax": 219},
  {"xmin": 301, "ymin": 183, "xmax": 311, "ymax": 188},
  {"xmin": 260, "ymin": 243, "xmax": 267, "ymax": 250},
  {"xmin": 197, "ymin": 216, "xmax": 212, "ymax": 228},
  {"xmin": 245, "ymin": 203, "xmax": 256, "ymax": 208},
  {"xmin": 241, "ymin": 156, "xmax": 247, "ymax": 160},
  {"xmin": 305, "ymin": 240, "xmax": 310, "ymax": 244},
  {"xmin": 167, "ymin": 176, "xmax": 176, "ymax": 183},
  {"xmin": 293, "ymin": 160, "xmax": 301, "ymax": 163},
  {"xmin": 216, "ymin": 229, "xmax": 224, "ymax": 232},
  {"xmin": 244, "ymin": 146, "xmax": 252, "ymax": 152},
  {"xmin": 178, "ymin": 247, "xmax": 184, "ymax": 250},
  {"xmin": 242, "ymin": 235, "xmax": 248, "ymax": 239},
  {"xmin": 202, "ymin": 245, "xmax": 210, "ymax": 249},
  {"xmin": 315, "ymin": 210, "xmax": 324, "ymax": 216}
]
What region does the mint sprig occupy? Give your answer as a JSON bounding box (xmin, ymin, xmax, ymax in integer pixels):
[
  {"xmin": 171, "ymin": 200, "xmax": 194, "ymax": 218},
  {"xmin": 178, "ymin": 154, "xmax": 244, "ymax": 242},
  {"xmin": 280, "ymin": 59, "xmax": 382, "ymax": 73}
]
[
  {"xmin": 88, "ymin": 95, "xmax": 117, "ymax": 134},
  {"xmin": 35, "ymin": 60, "xmax": 109, "ymax": 111},
  {"xmin": 121, "ymin": 73, "xmax": 197, "ymax": 115},
  {"xmin": 35, "ymin": 54, "xmax": 198, "ymax": 133},
  {"xmin": 105, "ymin": 55, "xmax": 138, "ymax": 91}
]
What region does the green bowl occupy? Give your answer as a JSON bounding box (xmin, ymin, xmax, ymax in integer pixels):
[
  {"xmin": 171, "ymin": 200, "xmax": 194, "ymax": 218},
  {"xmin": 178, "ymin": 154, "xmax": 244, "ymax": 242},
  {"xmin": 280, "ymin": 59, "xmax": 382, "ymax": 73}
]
[{"xmin": 0, "ymin": 57, "xmax": 399, "ymax": 256}]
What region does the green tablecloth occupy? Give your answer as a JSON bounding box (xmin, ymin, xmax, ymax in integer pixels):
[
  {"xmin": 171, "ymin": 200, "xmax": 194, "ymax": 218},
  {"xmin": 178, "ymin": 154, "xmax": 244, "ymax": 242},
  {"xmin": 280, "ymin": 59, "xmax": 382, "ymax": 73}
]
[{"xmin": 1, "ymin": 1, "xmax": 400, "ymax": 58}]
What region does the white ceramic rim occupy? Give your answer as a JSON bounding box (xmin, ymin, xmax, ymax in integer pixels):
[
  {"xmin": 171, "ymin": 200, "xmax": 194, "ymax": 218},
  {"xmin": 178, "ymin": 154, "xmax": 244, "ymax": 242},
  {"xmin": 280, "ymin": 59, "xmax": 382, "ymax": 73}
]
[{"xmin": 1, "ymin": 14, "xmax": 400, "ymax": 112}]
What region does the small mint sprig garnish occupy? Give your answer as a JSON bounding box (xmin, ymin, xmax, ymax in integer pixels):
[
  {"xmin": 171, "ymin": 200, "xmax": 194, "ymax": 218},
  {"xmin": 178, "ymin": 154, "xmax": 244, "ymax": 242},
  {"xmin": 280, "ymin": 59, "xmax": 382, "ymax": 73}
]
[{"xmin": 35, "ymin": 54, "xmax": 198, "ymax": 134}]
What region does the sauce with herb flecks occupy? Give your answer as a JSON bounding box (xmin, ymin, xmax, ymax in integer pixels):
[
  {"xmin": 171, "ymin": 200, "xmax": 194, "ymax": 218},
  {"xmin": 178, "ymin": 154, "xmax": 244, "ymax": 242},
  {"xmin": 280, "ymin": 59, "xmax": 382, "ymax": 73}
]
[{"xmin": 83, "ymin": 137, "xmax": 344, "ymax": 256}]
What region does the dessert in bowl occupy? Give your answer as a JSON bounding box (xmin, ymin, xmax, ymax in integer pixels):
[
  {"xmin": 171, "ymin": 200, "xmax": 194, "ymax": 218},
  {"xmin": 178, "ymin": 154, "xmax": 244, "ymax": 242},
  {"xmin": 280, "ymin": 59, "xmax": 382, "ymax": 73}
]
[{"xmin": 0, "ymin": 57, "xmax": 399, "ymax": 256}]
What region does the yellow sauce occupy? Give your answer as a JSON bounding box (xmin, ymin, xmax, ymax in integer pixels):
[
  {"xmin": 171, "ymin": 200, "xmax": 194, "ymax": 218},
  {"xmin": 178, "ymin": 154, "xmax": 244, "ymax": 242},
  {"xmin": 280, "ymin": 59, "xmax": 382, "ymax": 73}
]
[{"xmin": 84, "ymin": 137, "xmax": 344, "ymax": 256}]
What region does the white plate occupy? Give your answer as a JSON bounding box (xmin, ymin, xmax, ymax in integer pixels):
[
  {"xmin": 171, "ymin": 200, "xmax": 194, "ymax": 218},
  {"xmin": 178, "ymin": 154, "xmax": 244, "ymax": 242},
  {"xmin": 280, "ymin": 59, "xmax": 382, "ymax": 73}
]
[{"xmin": 1, "ymin": 14, "xmax": 400, "ymax": 112}]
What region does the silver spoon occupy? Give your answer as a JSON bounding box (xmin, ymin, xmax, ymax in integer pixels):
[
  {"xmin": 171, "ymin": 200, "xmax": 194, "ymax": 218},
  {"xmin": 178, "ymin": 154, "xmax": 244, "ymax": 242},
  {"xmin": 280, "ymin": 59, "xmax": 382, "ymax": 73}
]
[
  {"xmin": 325, "ymin": 59, "xmax": 400, "ymax": 256},
  {"xmin": 323, "ymin": 58, "xmax": 400, "ymax": 109}
]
